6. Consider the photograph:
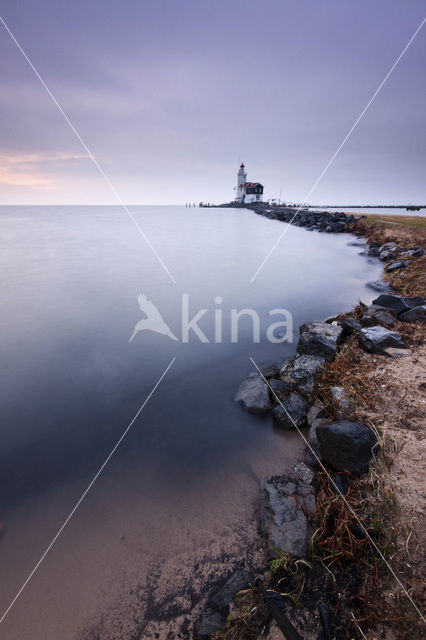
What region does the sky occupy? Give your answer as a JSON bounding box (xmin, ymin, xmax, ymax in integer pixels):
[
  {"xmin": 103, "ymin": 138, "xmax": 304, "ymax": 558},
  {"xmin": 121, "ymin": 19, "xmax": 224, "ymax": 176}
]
[{"xmin": 0, "ymin": 0, "xmax": 425, "ymax": 205}]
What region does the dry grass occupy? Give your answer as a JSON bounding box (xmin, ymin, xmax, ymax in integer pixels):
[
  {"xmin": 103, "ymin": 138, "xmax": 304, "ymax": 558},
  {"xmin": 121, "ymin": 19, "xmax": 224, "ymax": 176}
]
[
  {"xmin": 353, "ymin": 217, "xmax": 426, "ymax": 249},
  {"xmin": 384, "ymin": 254, "xmax": 426, "ymax": 297},
  {"xmin": 311, "ymin": 460, "xmax": 425, "ymax": 639},
  {"xmin": 361, "ymin": 213, "xmax": 426, "ymax": 229},
  {"xmin": 214, "ymin": 588, "xmax": 267, "ymax": 640},
  {"xmin": 352, "ymin": 217, "xmax": 425, "ymax": 297}
]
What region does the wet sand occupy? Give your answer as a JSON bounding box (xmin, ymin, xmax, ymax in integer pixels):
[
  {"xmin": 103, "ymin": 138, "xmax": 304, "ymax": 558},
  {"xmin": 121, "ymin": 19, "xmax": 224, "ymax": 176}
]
[{"xmin": 0, "ymin": 427, "xmax": 305, "ymax": 639}]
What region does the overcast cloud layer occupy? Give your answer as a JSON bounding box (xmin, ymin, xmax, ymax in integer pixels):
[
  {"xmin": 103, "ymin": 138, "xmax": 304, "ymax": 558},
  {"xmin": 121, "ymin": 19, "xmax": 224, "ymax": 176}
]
[{"xmin": 0, "ymin": 0, "xmax": 425, "ymax": 205}]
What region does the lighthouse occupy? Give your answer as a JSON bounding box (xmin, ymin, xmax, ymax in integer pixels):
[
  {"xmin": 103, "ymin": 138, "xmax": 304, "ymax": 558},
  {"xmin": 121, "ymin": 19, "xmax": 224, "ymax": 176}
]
[
  {"xmin": 235, "ymin": 162, "xmax": 264, "ymax": 204},
  {"xmin": 236, "ymin": 163, "xmax": 247, "ymax": 203}
]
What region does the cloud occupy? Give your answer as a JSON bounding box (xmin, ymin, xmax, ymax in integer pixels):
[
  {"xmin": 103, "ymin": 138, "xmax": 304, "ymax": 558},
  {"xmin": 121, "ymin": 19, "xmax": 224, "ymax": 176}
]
[{"xmin": 0, "ymin": 152, "xmax": 87, "ymax": 188}]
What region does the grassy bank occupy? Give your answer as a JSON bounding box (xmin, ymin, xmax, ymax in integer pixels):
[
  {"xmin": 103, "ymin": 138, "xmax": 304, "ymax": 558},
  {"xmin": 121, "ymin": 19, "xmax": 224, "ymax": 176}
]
[{"xmin": 359, "ymin": 213, "xmax": 426, "ymax": 229}]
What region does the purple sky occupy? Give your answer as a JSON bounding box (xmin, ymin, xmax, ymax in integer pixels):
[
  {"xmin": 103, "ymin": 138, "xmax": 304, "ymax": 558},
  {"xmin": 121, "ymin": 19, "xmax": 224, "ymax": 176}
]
[{"xmin": 0, "ymin": 0, "xmax": 425, "ymax": 205}]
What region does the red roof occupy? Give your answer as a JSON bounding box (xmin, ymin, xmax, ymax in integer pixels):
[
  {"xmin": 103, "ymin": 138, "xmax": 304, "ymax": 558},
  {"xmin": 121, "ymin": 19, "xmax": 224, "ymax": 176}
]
[
  {"xmin": 243, "ymin": 182, "xmax": 261, "ymax": 188},
  {"xmin": 240, "ymin": 163, "xmax": 245, "ymax": 168}
]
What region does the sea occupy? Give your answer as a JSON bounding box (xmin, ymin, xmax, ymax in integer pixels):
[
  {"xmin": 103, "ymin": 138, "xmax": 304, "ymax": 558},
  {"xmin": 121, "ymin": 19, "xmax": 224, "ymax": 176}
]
[{"xmin": 0, "ymin": 205, "xmax": 383, "ymax": 639}]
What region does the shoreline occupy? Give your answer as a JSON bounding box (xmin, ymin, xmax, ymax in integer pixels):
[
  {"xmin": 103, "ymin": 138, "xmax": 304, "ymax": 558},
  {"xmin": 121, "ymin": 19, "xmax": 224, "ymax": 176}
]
[{"xmin": 195, "ymin": 209, "xmax": 425, "ymax": 639}]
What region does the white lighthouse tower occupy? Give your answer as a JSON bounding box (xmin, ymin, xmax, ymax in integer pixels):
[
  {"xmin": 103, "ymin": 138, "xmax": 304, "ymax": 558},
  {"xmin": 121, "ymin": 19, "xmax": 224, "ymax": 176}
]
[{"xmin": 236, "ymin": 163, "xmax": 247, "ymax": 203}]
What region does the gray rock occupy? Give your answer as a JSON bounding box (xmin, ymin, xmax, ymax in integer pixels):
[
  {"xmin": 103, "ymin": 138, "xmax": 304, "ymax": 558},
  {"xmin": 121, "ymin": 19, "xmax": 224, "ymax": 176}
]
[
  {"xmin": 360, "ymin": 305, "xmax": 397, "ymax": 327},
  {"xmin": 279, "ymin": 357, "xmax": 296, "ymax": 389},
  {"xmin": 197, "ymin": 609, "xmax": 224, "ymax": 638},
  {"xmin": 379, "ymin": 249, "xmax": 396, "ymax": 262},
  {"xmin": 307, "ymin": 404, "xmax": 327, "ymax": 426},
  {"xmin": 366, "ymin": 280, "xmax": 393, "ymax": 293},
  {"xmin": 332, "ymin": 222, "xmax": 346, "ymax": 232},
  {"xmin": 235, "ymin": 375, "xmax": 271, "ymax": 413},
  {"xmin": 293, "ymin": 354, "xmax": 325, "ymax": 394},
  {"xmin": 400, "ymin": 248, "xmax": 423, "ymax": 258},
  {"xmin": 341, "ymin": 316, "xmax": 362, "ymax": 339},
  {"xmin": 367, "ymin": 246, "xmax": 380, "ymax": 257},
  {"xmin": 358, "ymin": 326, "xmax": 408, "ymax": 356},
  {"xmin": 260, "ymin": 462, "xmax": 316, "ymax": 556},
  {"xmin": 379, "ymin": 247, "xmax": 397, "ymax": 262},
  {"xmin": 306, "ymin": 417, "xmax": 329, "ymax": 467},
  {"xmin": 372, "ymin": 294, "xmax": 410, "ymax": 315},
  {"xmin": 399, "ymin": 304, "xmax": 426, "ymax": 323},
  {"xmin": 402, "ymin": 296, "xmax": 426, "ymax": 309},
  {"xmin": 316, "ymin": 421, "xmax": 378, "ymax": 473},
  {"xmin": 209, "ymin": 569, "xmax": 253, "ymax": 614},
  {"xmin": 280, "ymin": 354, "xmax": 325, "ymax": 394},
  {"xmin": 259, "ymin": 362, "xmax": 281, "ymax": 378},
  {"xmin": 271, "ymin": 393, "xmax": 308, "ymax": 429},
  {"xmin": 268, "ymin": 378, "xmax": 291, "ymax": 401},
  {"xmin": 330, "ymin": 386, "xmax": 354, "ymax": 418},
  {"xmin": 386, "ymin": 260, "xmax": 410, "ymax": 272},
  {"xmin": 297, "ymin": 321, "xmax": 343, "ymax": 362}
]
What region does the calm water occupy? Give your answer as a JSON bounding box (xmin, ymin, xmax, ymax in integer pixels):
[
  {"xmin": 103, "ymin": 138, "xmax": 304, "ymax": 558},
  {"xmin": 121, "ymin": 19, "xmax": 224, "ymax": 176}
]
[{"xmin": 0, "ymin": 205, "xmax": 382, "ymax": 639}]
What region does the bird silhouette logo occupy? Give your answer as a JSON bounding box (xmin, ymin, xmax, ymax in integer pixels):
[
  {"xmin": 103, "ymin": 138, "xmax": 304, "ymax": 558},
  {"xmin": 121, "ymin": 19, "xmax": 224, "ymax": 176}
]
[{"xmin": 129, "ymin": 294, "xmax": 178, "ymax": 343}]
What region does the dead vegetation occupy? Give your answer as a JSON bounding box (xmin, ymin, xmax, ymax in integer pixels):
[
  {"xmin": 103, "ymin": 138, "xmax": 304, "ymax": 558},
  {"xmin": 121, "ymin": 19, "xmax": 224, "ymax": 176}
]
[
  {"xmin": 385, "ymin": 254, "xmax": 426, "ymax": 297},
  {"xmin": 353, "ymin": 217, "xmax": 426, "ymax": 249}
]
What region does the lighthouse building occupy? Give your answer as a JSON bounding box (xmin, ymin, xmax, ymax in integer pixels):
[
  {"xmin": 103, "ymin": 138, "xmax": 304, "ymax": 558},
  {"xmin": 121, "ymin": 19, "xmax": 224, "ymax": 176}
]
[{"xmin": 235, "ymin": 163, "xmax": 264, "ymax": 204}]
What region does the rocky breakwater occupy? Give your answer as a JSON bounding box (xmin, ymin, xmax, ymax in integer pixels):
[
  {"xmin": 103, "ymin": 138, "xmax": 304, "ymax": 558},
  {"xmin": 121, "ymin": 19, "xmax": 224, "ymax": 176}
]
[{"xmin": 219, "ymin": 202, "xmax": 359, "ymax": 233}]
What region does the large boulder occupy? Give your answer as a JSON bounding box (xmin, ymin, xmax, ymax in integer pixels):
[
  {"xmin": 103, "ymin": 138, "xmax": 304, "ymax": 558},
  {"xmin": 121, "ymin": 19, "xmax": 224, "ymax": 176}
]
[
  {"xmin": 316, "ymin": 421, "xmax": 378, "ymax": 473},
  {"xmin": 373, "ymin": 294, "xmax": 425, "ymax": 318},
  {"xmin": 399, "ymin": 305, "xmax": 426, "ymax": 323},
  {"xmin": 268, "ymin": 378, "xmax": 291, "ymax": 401},
  {"xmin": 358, "ymin": 326, "xmax": 408, "ymax": 356},
  {"xmin": 260, "ymin": 462, "xmax": 316, "ymax": 556},
  {"xmin": 373, "ymin": 294, "xmax": 410, "ymax": 315},
  {"xmin": 280, "ymin": 354, "xmax": 325, "ymax": 394},
  {"xmin": 271, "ymin": 393, "xmax": 308, "ymax": 429},
  {"xmin": 297, "ymin": 321, "xmax": 343, "ymax": 362},
  {"xmin": 360, "ymin": 305, "xmax": 397, "ymax": 327},
  {"xmin": 235, "ymin": 375, "xmax": 271, "ymax": 413}
]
